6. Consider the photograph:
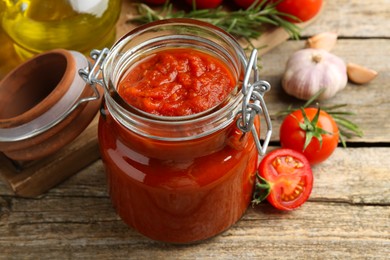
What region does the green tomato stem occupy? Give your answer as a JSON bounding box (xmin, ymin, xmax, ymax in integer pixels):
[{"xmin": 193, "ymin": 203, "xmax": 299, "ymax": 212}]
[{"xmin": 252, "ymin": 173, "xmax": 272, "ymax": 206}]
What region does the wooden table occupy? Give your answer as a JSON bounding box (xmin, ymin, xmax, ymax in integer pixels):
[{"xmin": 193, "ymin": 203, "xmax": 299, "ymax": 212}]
[{"xmin": 1, "ymin": 1, "xmax": 389, "ymax": 259}]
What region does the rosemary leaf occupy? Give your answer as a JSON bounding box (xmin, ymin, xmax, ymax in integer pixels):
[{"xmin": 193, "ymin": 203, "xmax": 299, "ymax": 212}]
[
  {"xmin": 339, "ymin": 133, "xmax": 347, "ymax": 148},
  {"xmin": 127, "ymin": 1, "xmax": 301, "ymax": 43},
  {"xmin": 331, "ymin": 115, "xmax": 364, "ymax": 137},
  {"xmin": 320, "ymin": 104, "xmax": 348, "ymax": 111}
]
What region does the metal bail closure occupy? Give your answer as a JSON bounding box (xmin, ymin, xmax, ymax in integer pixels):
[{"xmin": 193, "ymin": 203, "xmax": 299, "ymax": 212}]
[
  {"xmin": 236, "ymin": 49, "xmax": 272, "ymax": 156},
  {"xmin": 78, "ymin": 48, "xmax": 110, "ymax": 92}
]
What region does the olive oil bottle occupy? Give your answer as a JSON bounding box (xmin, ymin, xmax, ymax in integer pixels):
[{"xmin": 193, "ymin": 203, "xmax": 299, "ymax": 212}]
[
  {"xmin": 1, "ymin": 0, "xmax": 121, "ymax": 60},
  {"xmin": 0, "ymin": 1, "xmax": 22, "ymax": 78}
]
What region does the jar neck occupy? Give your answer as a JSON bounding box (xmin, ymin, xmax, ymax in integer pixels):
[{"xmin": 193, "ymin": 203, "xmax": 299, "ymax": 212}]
[
  {"xmin": 105, "ymin": 90, "xmax": 243, "ymax": 141},
  {"xmin": 102, "ymin": 19, "xmax": 248, "ymax": 141}
]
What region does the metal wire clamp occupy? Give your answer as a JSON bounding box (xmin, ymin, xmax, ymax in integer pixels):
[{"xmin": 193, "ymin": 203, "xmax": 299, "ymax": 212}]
[
  {"xmin": 237, "ymin": 49, "xmax": 272, "ymax": 156},
  {"xmin": 78, "ymin": 48, "xmax": 110, "ymax": 100}
]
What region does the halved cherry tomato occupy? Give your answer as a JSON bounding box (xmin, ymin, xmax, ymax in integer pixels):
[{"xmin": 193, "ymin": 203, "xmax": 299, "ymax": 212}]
[
  {"xmin": 280, "ymin": 107, "xmax": 339, "ymax": 165},
  {"xmin": 254, "ymin": 148, "xmax": 313, "ymax": 210},
  {"xmin": 185, "ymin": 0, "xmax": 223, "ymax": 9}
]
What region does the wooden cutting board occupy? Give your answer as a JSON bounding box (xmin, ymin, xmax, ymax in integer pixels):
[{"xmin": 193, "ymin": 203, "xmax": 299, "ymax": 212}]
[
  {"xmin": 0, "ymin": 1, "xmax": 321, "ymax": 197},
  {"xmin": 0, "ymin": 117, "xmax": 100, "ymax": 197}
]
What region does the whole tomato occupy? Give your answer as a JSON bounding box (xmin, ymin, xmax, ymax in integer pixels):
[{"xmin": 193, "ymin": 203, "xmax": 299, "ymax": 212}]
[
  {"xmin": 233, "ymin": 0, "xmax": 322, "ymax": 22},
  {"xmin": 253, "ymin": 148, "xmax": 313, "ymax": 211},
  {"xmin": 142, "ymin": 0, "xmax": 167, "ymax": 4},
  {"xmin": 185, "ymin": 0, "xmax": 223, "ymax": 9},
  {"xmin": 274, "ymin": 0, "xmax": 323, "ymax": 22},
  {"xmin": 280, "ymin": 107, "xmax": 339, "ymax": 165}
]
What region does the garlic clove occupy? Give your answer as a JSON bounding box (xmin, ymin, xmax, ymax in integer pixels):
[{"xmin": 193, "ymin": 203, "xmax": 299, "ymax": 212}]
[
  {"xmin": 347, "ymin": 63, "xmax": 378, "ymax": 84},
  {"xmin": 306, "ymin": 32, "xmax": 338, "ymax": 51}
]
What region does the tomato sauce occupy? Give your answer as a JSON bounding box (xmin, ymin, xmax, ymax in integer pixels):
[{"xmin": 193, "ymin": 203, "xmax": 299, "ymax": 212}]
[
  {"xmin": 98, "ymin": 47, "xmax": 258, "ymax": 243},
  {"xmin": 98, "ymin": 112, "xmax": 258, "ymax": 243},
  {"xmin": 117, "ymin": 49, "xmax": 236, "ymax": 116}
]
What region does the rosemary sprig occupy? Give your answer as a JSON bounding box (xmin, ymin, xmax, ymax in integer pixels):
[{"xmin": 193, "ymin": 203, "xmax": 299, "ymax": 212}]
[
  {"xmin": 274, "ymin": 89, "xmax": 364, "ymax": 147},
  {"xmin": 127, "ymin": 0, "xmax": 301, "ymax": 44}
]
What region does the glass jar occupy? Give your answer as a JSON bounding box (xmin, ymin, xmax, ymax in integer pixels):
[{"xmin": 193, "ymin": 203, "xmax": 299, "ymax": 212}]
[
  {"xmin": 1, "ymin": 0, "xmax": 121, "ymax": 60},
  {"xmin": 81, "ymin": 19, "xmax": 271, "ymax": 243}
]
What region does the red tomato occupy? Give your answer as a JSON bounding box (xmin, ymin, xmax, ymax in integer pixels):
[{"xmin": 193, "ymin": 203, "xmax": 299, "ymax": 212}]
[
  {"xmin": 256, "ymin": 148, "xmax": 313, "ymax": 210},
  {"xmin": 185, "ymin": 0, "xmax": 223, "ymax": 9},
  {"xmin": 233, "ymin": 0, "xmax": 322, "ymax": 22},
  {"xmin": 280, "ymin": 107, "xmax": 339, "ymax": 165},
  {"xmin": 142, "ymin": 0, "xmax": 167, "ymax": 5},
  {"xmin": 274, "ymin": 0, "xmax": 323, "ymax": 22}
]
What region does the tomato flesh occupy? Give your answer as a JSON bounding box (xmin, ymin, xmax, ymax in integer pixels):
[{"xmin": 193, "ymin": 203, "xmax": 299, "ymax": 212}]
[{"xmin": 258, "ymin": 148, "xmax": 313, "ymax": 210}]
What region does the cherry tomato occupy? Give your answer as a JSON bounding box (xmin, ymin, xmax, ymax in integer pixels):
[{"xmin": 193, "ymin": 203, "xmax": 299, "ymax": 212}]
[
  {"xmin": 274, "ymin": 0, "xmax": 323, "ymax": 22},
  {"xmin": 142, "ymin": 0, "xmax": 167, "ymax": 5},
  {"xmin": 255, "ymin": 148, "xmax": 313, "ymax": 210},
  {"xmin": 185, "ymin": 0, "xmax": 223, "ymax": 9},
  {"xmin": 280, "ymin": 107, "xmax": 339, "ymax": 165},
  {"xmin": 233, "ymin": 0, "xmax": 322, "ymax": 22}
]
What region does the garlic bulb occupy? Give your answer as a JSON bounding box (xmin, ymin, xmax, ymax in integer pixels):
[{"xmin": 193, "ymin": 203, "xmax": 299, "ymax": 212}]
[{"xmin": 282, "ymin": 48, "xmax": 347, "ymax": 100}]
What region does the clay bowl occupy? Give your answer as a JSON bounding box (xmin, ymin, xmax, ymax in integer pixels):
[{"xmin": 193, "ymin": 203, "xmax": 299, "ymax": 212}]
[{"xmin": 0, "ymin": 49, "xmax": 103, "ymax": 161}]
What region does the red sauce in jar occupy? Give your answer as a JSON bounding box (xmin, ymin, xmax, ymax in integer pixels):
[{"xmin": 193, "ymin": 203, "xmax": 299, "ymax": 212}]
[
  {"xmin": 98, "ymin": 113, "xmax": 258, "ymax": 243},
  {"xmin": 117, "ymin": 49, "xmax": 236, "ymax": 116},
  {"xmin": 98, "ymin": 47, "xmax": 258, "ymax": 243}
]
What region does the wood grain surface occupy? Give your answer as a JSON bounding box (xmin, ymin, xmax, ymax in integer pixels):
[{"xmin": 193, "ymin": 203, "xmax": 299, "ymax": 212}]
[{"xmin": 0, "ymin": 0, "xmax": 389, "ymax": 259}]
